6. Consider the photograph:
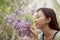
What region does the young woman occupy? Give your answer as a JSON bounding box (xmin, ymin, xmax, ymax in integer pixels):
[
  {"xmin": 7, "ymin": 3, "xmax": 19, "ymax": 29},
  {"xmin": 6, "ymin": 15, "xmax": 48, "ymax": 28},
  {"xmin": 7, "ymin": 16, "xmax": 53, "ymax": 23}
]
[{"xmin": 30, "ymin": 8, "xmax": 60, "ymax": 40}]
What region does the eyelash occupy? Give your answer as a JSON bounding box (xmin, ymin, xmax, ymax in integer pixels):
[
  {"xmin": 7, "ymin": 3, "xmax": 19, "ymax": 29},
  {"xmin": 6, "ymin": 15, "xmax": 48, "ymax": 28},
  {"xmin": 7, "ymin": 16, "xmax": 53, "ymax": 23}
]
[
  {"xmin": 37, "ymin": 17, "xmax": 39, "ymax": 18},
  {"xmin": 35, "ymin": 16, "xmax": 40, "ymax": 19},
  {"xmin": 36, "ymin": 17, "xmax": 40, "ymax": 18}
]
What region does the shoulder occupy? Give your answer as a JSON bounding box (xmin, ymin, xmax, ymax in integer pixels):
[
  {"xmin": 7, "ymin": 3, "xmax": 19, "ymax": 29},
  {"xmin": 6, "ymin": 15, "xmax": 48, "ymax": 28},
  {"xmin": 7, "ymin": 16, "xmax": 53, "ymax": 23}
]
[
  {"xmin": 54, "ymin": 31, "xmax": 60, "ymax": 40},
  {"xmin": 38, "ymin": 32, "xmax": 43, "ymax": 40},
  {"xmin": 35, "ymin": 29, "xmax": 43, "ymax": 40}
]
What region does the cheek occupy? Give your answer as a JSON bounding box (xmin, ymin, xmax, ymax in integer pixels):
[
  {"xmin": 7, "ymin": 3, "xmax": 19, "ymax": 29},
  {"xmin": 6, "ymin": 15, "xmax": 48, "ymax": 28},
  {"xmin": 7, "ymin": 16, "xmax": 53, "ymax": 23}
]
[
  {"xmin": 38, "ymin": 17, "xmax": 46, "ymax": 25},
  {"xmin": 36, "ymin": 18, "xmax": 46, "ymax": 29},
  {"xmin": 35, "ymin": 17, "xmax": 47, "ymax": 29}
]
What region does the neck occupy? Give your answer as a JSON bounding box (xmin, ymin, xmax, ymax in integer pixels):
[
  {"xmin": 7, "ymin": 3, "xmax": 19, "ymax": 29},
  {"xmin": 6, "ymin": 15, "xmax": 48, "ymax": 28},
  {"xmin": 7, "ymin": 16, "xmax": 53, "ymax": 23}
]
[{"xmin": 40, "ymin": 25, "xmax": 57, "ymax": 37}]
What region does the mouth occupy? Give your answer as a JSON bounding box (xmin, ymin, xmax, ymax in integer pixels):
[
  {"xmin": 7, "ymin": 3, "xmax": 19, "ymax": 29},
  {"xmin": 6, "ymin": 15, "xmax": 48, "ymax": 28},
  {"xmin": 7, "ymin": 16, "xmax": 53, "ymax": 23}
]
[
  {"xmin": 35, "ymin": 22, "xmax": 38, "ymax": 25},
  {"xmin": 35, "ymin": 23, "xmax": 38, "ymax": 27}
]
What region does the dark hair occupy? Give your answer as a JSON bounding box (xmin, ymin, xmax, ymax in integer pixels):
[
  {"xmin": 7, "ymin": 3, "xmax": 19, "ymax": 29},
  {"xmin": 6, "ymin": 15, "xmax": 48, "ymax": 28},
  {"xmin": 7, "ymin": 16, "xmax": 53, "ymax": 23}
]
[{"xmin": 37, "ymin": 8, "xmax": 60, "ymax": 31}]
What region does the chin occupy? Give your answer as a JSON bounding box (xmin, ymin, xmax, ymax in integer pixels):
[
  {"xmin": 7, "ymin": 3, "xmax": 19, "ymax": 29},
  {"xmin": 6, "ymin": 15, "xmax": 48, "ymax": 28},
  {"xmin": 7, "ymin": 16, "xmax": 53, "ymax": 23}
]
[
  {"xmin": 36, "ymin": 26, "xmax": 42, "ymax": 29},
  {"xmin": 36, "ymin": 26, "xmax": 40, "ymax": 29}
]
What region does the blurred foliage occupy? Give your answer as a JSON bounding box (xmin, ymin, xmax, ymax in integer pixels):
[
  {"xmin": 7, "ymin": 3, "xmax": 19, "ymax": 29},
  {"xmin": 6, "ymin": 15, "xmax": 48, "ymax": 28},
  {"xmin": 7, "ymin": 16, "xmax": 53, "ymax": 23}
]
[
  {"xmin": 52, "ymin": 0, "xmax": 60, "ymax": 11},
  {"xmin": 0, "ymin": 0, "xmax": 14, "ymax": 14},
  {"xmin": 0, "ymin": 14, "xmax": 13, "ymax": 40},
  {"xmin": 0, "ymin": 0, "xmax": 34, "ymax": 40}
]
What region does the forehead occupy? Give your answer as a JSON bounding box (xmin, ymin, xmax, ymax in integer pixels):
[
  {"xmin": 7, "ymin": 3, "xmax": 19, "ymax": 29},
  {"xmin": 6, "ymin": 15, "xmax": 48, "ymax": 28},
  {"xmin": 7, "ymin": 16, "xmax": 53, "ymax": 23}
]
[{"xmin": 35, "ymin": 10, "xmax": 44, "ymax": 16}]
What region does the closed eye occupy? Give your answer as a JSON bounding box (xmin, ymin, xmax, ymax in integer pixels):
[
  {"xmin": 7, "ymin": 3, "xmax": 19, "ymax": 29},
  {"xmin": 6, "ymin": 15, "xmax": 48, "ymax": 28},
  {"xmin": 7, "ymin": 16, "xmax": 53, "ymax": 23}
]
[
  {"xmin": 37, "ymin": 17, "xmax": 39, "ymax": 18},
  {"xmin": 35, "ymin": 16, "xmax": 40, "ymax": 19}
]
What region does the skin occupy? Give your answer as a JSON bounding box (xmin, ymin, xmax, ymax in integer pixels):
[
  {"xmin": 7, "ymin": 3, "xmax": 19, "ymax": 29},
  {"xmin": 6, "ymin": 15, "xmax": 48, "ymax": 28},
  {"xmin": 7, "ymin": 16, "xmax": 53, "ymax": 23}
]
[{"xmin": 30, "ymin": 10, "xmax": 57, "ymax": 40}]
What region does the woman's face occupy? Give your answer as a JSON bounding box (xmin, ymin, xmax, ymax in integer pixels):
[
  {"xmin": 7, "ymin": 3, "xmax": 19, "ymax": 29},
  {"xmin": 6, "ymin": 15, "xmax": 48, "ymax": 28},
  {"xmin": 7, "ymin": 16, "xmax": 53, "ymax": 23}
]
[{"xmin": 35, "ymin": 10, "xmax": 50, "ymax": 29}]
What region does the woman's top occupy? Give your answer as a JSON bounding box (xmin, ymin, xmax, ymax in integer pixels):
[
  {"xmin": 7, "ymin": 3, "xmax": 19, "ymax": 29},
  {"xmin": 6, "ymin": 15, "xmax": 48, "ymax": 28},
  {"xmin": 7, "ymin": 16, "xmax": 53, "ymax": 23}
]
[{"xmin": 38, "ymin": 31, "xmax": 60, "ymax": 40}]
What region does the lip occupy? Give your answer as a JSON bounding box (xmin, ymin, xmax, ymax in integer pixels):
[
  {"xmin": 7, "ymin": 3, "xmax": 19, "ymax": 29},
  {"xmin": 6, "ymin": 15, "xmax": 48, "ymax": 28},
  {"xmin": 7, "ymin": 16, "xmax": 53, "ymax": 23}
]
[
  {"xmin": 35, "ymin": 22, "xmax": 38, "ymax": 25},
  {"xmin": 35, "ymin": 21, "xmax": 38, "ymax": 25}
]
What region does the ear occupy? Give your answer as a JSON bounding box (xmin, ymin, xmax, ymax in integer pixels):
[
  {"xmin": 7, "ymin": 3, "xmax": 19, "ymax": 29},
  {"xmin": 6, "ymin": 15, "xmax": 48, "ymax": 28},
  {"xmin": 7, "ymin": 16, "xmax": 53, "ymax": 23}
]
[{"xmin": 46, "ymin": 18, "xmax": 51, "ymax": 23}]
